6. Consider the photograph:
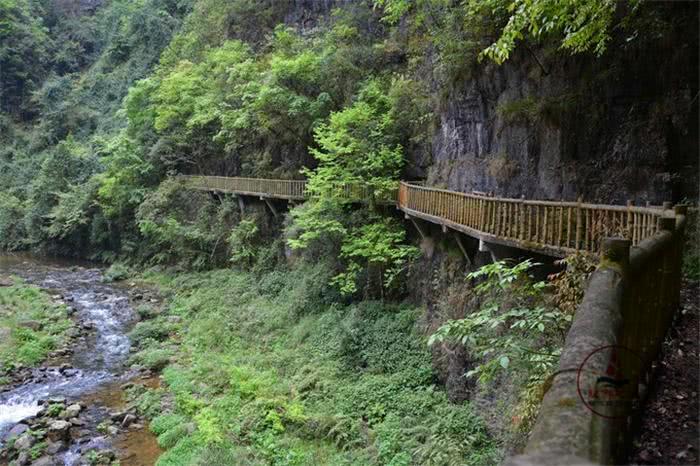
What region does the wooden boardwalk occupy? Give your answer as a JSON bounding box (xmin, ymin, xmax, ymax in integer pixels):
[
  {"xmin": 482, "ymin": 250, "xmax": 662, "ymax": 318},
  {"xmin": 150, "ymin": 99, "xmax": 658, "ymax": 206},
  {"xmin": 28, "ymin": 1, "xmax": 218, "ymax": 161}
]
[{"xmin": 180, "ymin": 175, "xmax": 670, "ymax": 257}]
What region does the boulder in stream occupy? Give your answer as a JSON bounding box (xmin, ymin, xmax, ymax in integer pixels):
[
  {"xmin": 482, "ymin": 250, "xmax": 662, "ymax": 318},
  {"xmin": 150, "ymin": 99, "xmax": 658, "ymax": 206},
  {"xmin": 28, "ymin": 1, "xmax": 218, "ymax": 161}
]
[
  {"xmin": 13, "ymin": 432, "xmax": 35, "ymax": 451},
  {"xmin": 2, "ymin": 422, "xmax": 29, "ymax": 441},
  {"xmin": 47, "ymin": 420, "xmax": 72, "ymax": 442},
  {"xmin": 60, "ymin": 403, "xmax": 82, "ymax": 419}
]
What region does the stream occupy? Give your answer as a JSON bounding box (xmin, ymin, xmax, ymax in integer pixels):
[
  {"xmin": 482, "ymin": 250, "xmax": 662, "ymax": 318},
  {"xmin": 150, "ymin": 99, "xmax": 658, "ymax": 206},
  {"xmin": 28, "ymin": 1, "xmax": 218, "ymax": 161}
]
[{"xmin": 0, "ymin": 254, "xmax": 160, "ymax": 465}]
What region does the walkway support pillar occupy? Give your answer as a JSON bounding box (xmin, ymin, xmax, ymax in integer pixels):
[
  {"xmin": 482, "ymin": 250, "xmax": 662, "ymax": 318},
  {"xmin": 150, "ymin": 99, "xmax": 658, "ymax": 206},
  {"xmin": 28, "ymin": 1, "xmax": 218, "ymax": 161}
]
[
  {"xmin": 405, "ymin": 214, "xmax": 428, "ymax": 239},
  {"xmin": 261, "ymin": 197, "xmax": 278, "ymax": 218},
  {"xmin": 452, "ymin": 232, "xmax": 472, "ymax": 266}
]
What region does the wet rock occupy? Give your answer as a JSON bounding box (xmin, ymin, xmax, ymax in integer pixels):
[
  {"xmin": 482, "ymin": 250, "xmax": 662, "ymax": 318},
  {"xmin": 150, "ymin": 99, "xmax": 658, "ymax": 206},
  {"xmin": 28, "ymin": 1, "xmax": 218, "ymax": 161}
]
[
  {"xmin": 3, "ymin": 423, "xmax": 29, "ymax": 441},
  {"xmin": 14, "ymin": 433, "xmax": 35, "ymax": 451},
  {"xmin": 70, "ymin": 417, "xmax": 86, "ymax": 426},
  {"xmin": 69, "ymin": 427, "xmax": 84, "ymax": 441},
  {"xmin": 109, "ymin": 411, "xmax": 126, "ymax": 423},
  {"xmin": 47, "ymin": 396, "xmax": 66, "ymax": 405},
  {"xmin": 45, "ymin": 440, "xmax": 67, "ymax": 455},
  {"xmin": 121, "ymin": 413, "xmax": 137, "ymax": 428},
  {"xmin": 60, "ymin": 403, "xmax": 82, "ymax": 419},
  {"xmin": 30, "ymin": 456, "xmax": 56, "ymax": 466},
  {"xmin": 16, "ymin": 451, "xmax": 30, "ymax": 466},
  {"xmin": 89, "ymin": 449, "xmax": 116, "ymax": 463},
  {"xmin": 47, "ymin": 420, "xmax": 72, "ymax": 442}
]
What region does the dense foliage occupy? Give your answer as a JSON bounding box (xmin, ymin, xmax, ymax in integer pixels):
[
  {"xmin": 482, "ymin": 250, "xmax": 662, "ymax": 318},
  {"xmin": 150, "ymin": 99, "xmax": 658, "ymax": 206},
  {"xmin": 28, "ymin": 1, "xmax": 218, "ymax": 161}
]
[
  {"xmin": 0, "ymin": 0, "xmax": 689, "ymax": 464},
  {"xmin": 429, "ymin": 259, "xmax": 584, "ymax": 440},
  {"xmin": 128, "ymin": 265, "xmax": 500, "ymax": 465},
  {"xmin": 0, "ymin": 0, "xmax": 658, "ymax": 266},
  {"xmin": 375, "ymin": 0, "xmax": 641, "ymax": 64}
]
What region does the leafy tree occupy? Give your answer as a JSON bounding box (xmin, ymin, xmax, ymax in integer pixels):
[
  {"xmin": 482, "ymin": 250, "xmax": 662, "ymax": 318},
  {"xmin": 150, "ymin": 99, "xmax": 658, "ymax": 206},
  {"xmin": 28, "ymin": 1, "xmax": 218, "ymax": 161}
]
[
  {"xmin": 429, "ymin": 260, "xmax": 570, "ymax": 383},
  {"xmin": 0, "ymin": 0, "xmax": 51, "ymax": 116},
  {"xmin": 288, "ymin": 78, "xmax": 418, "ymax": 298},
  {"xmin": 24, "ymin": 136, "xmax": 99, "ymax": 249},
  {"xmin": 135, "ymin": 179, "xmax": 237, "ymax": 269},
  {"xmin": 375, "ymin": 0, "xmax": 636, "ymax": 64},
  {"xmin": 0, "ymin": 192, "xmax": 27, "ymax": 249},
  {"xmin": 478, "ymin": 0, "xmax": 623, "ymax": 63},
  {"xmin": 228, "ymin": 217, "xmax": 260, "ymax": 267},
  {"xmin": 332, "ymin": 218, "xmax": 419, "ymax": 298},
  {"xmin": 304, "ymin": 78, "xmax": 404, "ymax": 202}
]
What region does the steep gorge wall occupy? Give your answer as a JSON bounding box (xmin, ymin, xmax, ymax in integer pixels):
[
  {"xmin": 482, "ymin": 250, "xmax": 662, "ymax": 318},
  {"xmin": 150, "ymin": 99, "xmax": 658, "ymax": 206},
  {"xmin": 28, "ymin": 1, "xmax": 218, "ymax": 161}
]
[
  {"xmin": 280, "ymin": 1, "xmax": 698, "ymax": 205},
  {"xmin": 427, "ymin": 3, "xmax": 698, "ymax": 205}
]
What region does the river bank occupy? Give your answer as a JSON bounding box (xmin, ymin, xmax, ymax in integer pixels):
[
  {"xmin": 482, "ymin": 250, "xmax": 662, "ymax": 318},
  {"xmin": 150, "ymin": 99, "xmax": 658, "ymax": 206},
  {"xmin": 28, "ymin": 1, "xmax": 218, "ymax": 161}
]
[{"xmin": 0, "ymin": 254, "xmax": 162, "ymax": 465}]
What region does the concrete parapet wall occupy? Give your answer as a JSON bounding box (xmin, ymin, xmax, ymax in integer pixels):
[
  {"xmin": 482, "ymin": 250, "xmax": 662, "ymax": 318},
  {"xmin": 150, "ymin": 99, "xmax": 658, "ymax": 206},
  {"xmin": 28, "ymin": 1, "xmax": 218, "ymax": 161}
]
[{"xmin": 506, "ymin": 207, "xmax": 687, "ymax": 465}]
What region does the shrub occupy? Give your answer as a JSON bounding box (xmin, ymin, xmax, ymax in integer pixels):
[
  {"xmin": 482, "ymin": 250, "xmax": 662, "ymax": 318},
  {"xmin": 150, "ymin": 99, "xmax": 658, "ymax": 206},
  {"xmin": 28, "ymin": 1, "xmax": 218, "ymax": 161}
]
[
  {"xmin": 128, "ymin": 318, "xmax": 173, "ymax": 346},
  {"xmin": 103, "ymin": 263, "xmax": 131, "ymax": 282}
]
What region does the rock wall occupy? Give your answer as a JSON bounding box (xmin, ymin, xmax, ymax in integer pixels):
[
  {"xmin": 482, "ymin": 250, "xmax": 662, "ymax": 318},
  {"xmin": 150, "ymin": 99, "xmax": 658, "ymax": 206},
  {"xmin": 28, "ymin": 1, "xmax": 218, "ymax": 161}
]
[{"xmin": 427, "ymin": 2, "xmax": 698, "ymax": 205}]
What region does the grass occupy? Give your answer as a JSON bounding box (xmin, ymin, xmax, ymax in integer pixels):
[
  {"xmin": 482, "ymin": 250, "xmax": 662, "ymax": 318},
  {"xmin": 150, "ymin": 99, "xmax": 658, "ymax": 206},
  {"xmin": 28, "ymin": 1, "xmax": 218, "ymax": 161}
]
[
  {"xmin": 0, "ymin": 277, "xmax": 74, "ymax": 375},
  {"xmin": 131, "ymin": 264, "xmax": 501, "ymax": 465}
]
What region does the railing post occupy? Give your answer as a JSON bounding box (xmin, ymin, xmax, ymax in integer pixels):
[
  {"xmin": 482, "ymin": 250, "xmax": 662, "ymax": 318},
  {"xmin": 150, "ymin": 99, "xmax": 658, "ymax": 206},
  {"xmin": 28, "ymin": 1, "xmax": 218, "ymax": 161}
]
[
  {"xmin": 575, "ymin": 197, "xmax": 583, "ymax": 250},
  {"xmin": 658, "ymin": 214, "xmax": 677, "ymax": 336},
  {"xmin": 602, "ymin": 237, "xmax": 631, "ymax": 273},
  {"xmin": 672, "ymin": 205, "xmax": 688, "ymax": 310},
  {"xmin": 626, "ymin": 200, "xmax": 633, "ymax": 242},
  {"xmin": 599, "ymin": 237, "xmax": 634, "ymax": 463},
  {"xmin": 519, "ymin": 196, "xmax": 525, "ymax": 241}
]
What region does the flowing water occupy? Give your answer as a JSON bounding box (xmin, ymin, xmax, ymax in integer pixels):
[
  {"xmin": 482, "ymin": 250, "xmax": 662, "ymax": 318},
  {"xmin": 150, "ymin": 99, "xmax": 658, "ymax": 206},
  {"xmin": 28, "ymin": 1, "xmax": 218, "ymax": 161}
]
[{"xmin": 0, "ymin": 254, "xmax": 142, "ymax": 463}]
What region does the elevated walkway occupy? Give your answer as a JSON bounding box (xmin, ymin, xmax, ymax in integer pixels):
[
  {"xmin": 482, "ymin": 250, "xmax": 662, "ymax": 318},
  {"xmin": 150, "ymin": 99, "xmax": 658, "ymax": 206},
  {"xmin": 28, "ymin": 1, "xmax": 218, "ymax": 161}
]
[{"xmin": 180, "ymin": 175, "xmax": 669, "ymax": 257}]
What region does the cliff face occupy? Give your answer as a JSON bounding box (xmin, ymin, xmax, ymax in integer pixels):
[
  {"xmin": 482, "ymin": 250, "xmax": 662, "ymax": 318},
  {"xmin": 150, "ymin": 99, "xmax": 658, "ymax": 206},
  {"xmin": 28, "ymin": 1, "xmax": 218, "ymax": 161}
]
[{"xmin": 427, "ymin": 3, "xmax": 698, "ymax": 205}]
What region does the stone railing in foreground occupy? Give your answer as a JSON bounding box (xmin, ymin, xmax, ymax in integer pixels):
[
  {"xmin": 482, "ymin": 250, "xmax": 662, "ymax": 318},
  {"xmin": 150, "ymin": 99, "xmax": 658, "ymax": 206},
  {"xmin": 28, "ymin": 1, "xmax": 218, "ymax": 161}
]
[{"xmin": 506, "ymin": 205, "xmax": 688, "ymax": 466}]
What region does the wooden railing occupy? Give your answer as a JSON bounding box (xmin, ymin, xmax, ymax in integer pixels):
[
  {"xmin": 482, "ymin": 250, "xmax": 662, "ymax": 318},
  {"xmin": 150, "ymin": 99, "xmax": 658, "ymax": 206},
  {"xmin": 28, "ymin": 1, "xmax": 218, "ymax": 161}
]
[
  {"xmin": 398, "ymin": 182, "xmax": 667, "ymax": 256},
  {"xmin": 180, "ymin": 175, "xmax": 669, "ymax": 257},
  {"xmin": 180, "ymin": 175, "xmax": 393, "ymax": 203},
  {"xmin": 181, "ymin": 175, "xmax": 308, "ymax": 200}
]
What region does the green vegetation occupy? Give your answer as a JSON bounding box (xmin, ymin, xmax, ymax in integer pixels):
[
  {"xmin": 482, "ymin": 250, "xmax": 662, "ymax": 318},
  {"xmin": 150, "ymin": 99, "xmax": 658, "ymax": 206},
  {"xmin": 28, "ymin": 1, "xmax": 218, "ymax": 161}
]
[
  {"xmin": 429, "ymin": 258, "xmax": 594, "ymax": 443},
  {"xmin": 0, "ymin": 278, "xmax": 73, "ymax": 374},
  {"xmin": 375, "ymin": 0, "xmax": 640, "ymax": 64},
  {"xmin": 0, "ymin": 1, "xmax": 690, "ymax": 464},
  {"xmin": 128, "ymin": 265, "xmax": 500, "ymax": 465},
  {"xmin": 0, "ymin": 0, "xmax": 660, "ymax": 265},
  {"xmin": 287, "ymin": 78, "xmax": 423, "ymax": 297}
]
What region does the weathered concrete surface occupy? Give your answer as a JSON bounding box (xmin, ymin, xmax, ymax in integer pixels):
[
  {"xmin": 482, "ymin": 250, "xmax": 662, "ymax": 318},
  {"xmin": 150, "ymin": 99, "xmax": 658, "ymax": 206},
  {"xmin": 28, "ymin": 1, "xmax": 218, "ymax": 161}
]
[{"xmin": 517, "ymin": 266, "xmax": 625, "ymax": 463}]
